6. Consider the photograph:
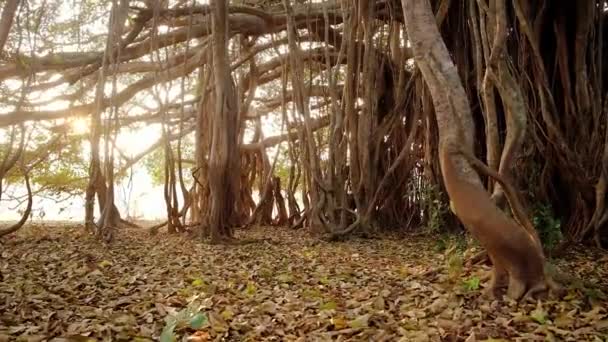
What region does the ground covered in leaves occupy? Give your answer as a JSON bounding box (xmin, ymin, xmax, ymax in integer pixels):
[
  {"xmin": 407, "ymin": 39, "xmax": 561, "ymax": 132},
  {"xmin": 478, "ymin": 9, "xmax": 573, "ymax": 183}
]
[{"xmin": 1, "ymin": 224, "xmax": 607, "ymax": 341}]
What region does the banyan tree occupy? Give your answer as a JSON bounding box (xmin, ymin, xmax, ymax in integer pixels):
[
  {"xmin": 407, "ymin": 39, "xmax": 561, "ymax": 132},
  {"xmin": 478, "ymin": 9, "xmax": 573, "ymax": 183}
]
[{"xmin": 0, "ymin": 0, "xmax": 607, "ymax": 297}]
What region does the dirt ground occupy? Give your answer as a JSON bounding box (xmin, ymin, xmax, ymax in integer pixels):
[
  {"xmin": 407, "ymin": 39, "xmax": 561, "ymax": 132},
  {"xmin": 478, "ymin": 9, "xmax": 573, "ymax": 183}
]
[{"xmin": 1, "ymin": 223, "xmax": 607, "ymax": 341}]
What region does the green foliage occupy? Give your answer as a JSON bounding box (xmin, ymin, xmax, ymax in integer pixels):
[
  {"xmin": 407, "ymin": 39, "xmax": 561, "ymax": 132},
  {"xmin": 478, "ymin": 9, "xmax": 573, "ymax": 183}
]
[
  {"xmin": 142, "ymin": 147, "xmax": 165, "ymax": 186},
  {"xmin": 141, "ymin": 140, "xmax": 196, "ymax": 186},
  {"xmin": 189, "ymin": 313, "xmax": 208, "ymax": 329},
  {"xmin": 319, "ymin": 300, "xmax": 337, "ymax": 311},
  {"xmin": 462, "ymin": 276, "xmax": 480, "ymax": 291},
  {"xmin": 530, "ymin": 304, "xmax": 548, "ymax": 324},
  {"xmin": 3, "ymin": 135, "xmax": 89, "ymax": 194},
  {"xmin": 420, "ymin": 182, "xmax": 449, "ymax": 233},
  {"xmin": 443, "ymin": 239, "xmax": 465, "ymax": 280},
  {"xmin": 272, "ymin": 149, "xmax": 291, "ymax": 186},
  {"xmin": 446, "ymin": 251, "xmax": 464, "ymax": 280},
  {"xmin": 531, "ymin": 203, "xmax": 563, "ymax": 251},
  {"xmin": 161, "ymin": 300, "xmax": 208, "ymax": 342},
  {"xmin": 434, "ymin": 232, "xmax": 467, "ymax": 253}
]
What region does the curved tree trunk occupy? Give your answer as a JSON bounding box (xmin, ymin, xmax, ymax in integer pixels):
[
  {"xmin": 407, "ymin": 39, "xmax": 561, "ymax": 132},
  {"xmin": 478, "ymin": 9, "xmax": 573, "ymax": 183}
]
[
  {"xmin": 0, "ymin": 167, "xmax": 32, "ymax": 238},
  {"xmin": 402, "ymin": 0, "xmax": 550, "ymax": 300}
]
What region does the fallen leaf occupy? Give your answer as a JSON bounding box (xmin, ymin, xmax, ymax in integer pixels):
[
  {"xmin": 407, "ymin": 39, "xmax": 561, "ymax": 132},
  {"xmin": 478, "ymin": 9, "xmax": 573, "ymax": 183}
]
[
  {"xmin": 319, "ymin": 300, "xmax": 337, "ymax": 311},
  {"xmin": 348, "ymin": 314, "xmax": 370, "ymax": 329},
  {"xmin": 187, "ymin": 331, "xmax": 210, "ymax": 342},
  {"xmin": 191, "ymin": 278, "xmax": 204, "ymax": 287},
  {"xmin": 530, "ymin": 302, "xmax": 548, "ymax": 325},
  {"xmin": 189, "ymin": 313, "xmax": 208, "ymax": 329},
  {"xmin": 98, "ymin": 260, "xmax": 112, "ymax": 268},
  {"xmin": 208, "ymin": 312, "xmax": 228, "ymax": 332},
  {"xmin": 331, "ymin": 316, "xmax": 347, "ymax": 330}
]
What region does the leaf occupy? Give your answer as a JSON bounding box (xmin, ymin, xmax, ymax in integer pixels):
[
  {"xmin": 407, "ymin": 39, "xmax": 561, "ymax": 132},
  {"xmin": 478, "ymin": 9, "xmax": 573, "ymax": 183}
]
[
  {"xmin": 160, "ymin": 323, "xmax": 177, "ymax": 342},
  {"xmin": 348, "ymin": 314, "xmax": 370, "ymax": 329},
  {"xmin": 221, "ymin": 309, "xmax": 234, "ymax": 320},
  {"xmin": 191, "ymin": 278, "xmax": 204, "ymax": 287},
  {"xmin": 319, "ymin": 301, "xmax": 337, "ymax": 311},
  {"xmin": 318, "ymin": 276, "xmax": 330, "ymax": 285},
  {"xmin": 260, "ymin": 301, "xmax": 277, "ymax": 314},
  {"xmin": 98, "ymin": 260, "xmax": 112, "ymax": 268},
  {"xmin": 331, "ymin": 316, "xmax": 347, "ymax": 330},
  {"xmin": 245, "ymin": 282, "xmax": 256, "ymax": 296},
  {"xmin": 187, "ymin": 331, "xmax": 211, "ymax": 342},
  {"xmin": 530, "ymin": 305, "xmax": 548, "ymax": 325},
  {"xmin": 596, "ymin": 320, "xmax": 608, "ymax": 330},
  {"xmin": 463, "ymin": 276, "xmax": 480, "ymax": 291},
  {"xmin": 373, "ymin": 296, "xmax": 385, "ymax": 310},
  {"xmin": 554, "ymin": 314, "xmax": 574, "ymax": 328},
  {"xmin": 427, "ymin": 297, "xmax": 448, "ymax": 314},
  {"xmin": 277, "ymin": 273, "xmax": 294, "ymax": 284},
  {"xmin": 208, "ymin": 312, "xmax": 229, "ymax": 332},
  {"xmin": 113, "ymin": 313, "xmax": 137, "ymax": 325},
  {"xmin": 189, "ymin": 313, "xmax": 208, "ymax": 329},
  {"xmin": 398, "ymin": 266, "xmax": 411, "ymax": 277}
]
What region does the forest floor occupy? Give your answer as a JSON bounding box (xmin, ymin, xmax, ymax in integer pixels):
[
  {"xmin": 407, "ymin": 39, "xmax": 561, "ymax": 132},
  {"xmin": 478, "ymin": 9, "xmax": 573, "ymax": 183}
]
[{"xmin": 0, "ymin": 224, "xmax": 607, "ymax": 342}]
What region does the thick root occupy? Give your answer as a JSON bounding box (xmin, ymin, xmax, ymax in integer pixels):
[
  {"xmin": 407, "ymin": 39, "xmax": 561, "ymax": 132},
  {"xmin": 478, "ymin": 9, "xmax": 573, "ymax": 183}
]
[
  {"xmin": 521, "ymin": 281, "xmax": 549, "ymax": 302},
  {"xmin": 483, "ymin": 266, "xmax": 509, "ymax": 298},
  {"xmin": 506, "ymin": 275, "xmax": 528, "ymax": 300}
]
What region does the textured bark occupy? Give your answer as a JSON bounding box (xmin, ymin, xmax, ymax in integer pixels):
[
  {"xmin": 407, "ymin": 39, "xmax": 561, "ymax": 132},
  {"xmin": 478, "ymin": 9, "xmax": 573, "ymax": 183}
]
[
  {"xmin": 282, "ymin": 0, "xmax": 323, "ymax": 231},
  {"xmin": 205, "ymin": 0, "xmax": 241, "ymax": 243},
  {"xmin": 0, "ymin": 0, "xmax": 19, "ymax": 55},
  {"xmin": 477, "ymin": 0, "xmax": 500, "ymax": 191},
  {"xmin": 402, "ymin": 0, "xmax": 549, "ymax": 300},
  {"xmin": 0, "ymin": 125, "xmax": 25, "ymax": 200},
  {"xmin": 85, "ymin": 0, "xmax": 129, "ymax": 242}
]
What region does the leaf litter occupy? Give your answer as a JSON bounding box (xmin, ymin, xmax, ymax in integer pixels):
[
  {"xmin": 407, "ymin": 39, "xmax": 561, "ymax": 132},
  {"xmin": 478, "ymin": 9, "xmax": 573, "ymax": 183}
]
[{"xmin": 0, "ymin": 223, "xmax": 607, "ymax": 341}]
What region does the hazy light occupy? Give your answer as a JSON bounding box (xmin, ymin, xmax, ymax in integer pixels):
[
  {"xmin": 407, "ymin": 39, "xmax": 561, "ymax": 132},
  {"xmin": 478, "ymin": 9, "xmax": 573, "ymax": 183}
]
[{"xmin": 71, "ymin": 118, "xmax": 90, "ymax": 135}]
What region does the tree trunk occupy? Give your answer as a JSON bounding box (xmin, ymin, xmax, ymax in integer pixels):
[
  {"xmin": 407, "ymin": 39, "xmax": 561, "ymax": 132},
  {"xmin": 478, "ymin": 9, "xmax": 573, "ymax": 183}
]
[
  {"xmin": 0, "ymin": 0, "xmax": 19, "ymax": 55},
  {"xmin": 206, "ymin": 0, "xmax": 241, "ymax": 243},
  {"xmin": 272, "ymin": 177, "xmax": 288, "ymax": 226},
  {"xmin": 402, "ymin": 0, "xmax": 550, "ymax": 300},
  {"xmin": 94, "ymin": 167, "xmax": 121, "ymax": 228}
]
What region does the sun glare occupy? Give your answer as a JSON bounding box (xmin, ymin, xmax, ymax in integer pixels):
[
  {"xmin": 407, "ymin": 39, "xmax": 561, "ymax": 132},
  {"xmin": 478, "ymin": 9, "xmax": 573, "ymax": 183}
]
[{"xmin": 71, "ymin": 118, "xmax": 90, "ymax": 135}]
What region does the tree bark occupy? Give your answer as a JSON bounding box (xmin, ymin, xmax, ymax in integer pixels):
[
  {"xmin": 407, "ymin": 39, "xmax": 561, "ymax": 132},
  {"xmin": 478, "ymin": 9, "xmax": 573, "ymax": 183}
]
[
  {"xmin": 402, "ymin": 0, "xmax": 550, "ymax": 300},
  {"xmin": 205, "ymin": 0, "xmax": 241, "ymax": 243},
  {"xmin": 0, "ymin": 0, "xmax": 19, "ymax": 55}
]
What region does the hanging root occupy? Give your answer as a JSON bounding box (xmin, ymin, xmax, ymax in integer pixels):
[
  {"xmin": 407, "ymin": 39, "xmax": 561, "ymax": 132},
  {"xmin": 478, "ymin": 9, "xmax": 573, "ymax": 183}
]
[{"xmin": 0, "ymin": 170, "xmax": 32, "ymax": 238}]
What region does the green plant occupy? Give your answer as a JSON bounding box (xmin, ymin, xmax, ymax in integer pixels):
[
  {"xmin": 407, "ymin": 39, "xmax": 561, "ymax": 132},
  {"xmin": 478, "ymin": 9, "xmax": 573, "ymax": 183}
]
[
  {"xmin": 160, "ymin": 299, "xmax": 209, "ymax": 342},
  {"xmin": 531, "ymin": 203, "xmax": 563, "ymax": 251},
  {"xmin": 420, "ymin": 183, "xmax": 449, "ymax": 233},
  {"xmin": 446, "ymin": 250, "xmax": 464, "ymax": 280},
  {"xmin": 462, "ymin": 276, "xmax": 480, "ymax": 291},
  {"xmin": 434, "ymin": 232, "xmax": 468, "ymax": 253},
  {"xmin": 443, "ymin": 238, "xmax": 466, "ymax": 280}
]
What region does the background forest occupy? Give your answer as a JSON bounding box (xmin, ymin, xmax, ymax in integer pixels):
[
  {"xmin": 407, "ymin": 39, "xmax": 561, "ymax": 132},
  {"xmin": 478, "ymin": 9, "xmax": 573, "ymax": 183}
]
[{"xmin": 0, "ymin": 0, "xmax": 607, "ymax": 341}]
